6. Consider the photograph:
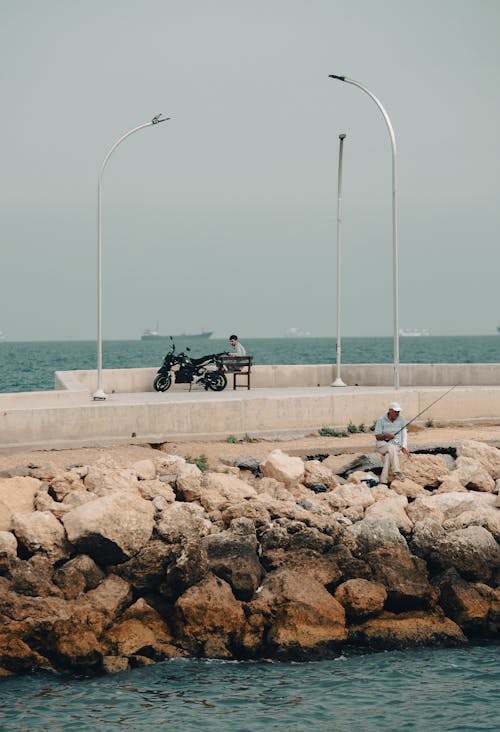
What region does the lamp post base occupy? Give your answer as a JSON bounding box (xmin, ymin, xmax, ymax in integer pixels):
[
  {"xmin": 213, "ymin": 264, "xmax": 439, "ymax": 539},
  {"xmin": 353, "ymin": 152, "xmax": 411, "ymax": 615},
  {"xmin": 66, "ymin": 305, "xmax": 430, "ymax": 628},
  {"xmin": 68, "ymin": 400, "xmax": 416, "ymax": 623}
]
[
  {"xmin": 331, "ymin": 378, "xmax": 347, "ymax": 387},
  {"xmin": 92, "ymin": 389, "xmax": 107, "ymax": 401}
]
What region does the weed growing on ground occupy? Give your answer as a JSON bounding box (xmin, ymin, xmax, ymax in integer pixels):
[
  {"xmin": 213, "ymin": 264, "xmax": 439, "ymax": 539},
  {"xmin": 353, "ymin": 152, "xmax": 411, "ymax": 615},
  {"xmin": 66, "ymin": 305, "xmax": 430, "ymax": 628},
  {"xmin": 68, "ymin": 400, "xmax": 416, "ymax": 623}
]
[
  {"xmin": 226, "ymin": 435, "xmax": 238, "ymax": 443},
  {"xmin": 425, "ymin": 418, "xmax": 434, "ymax": 428},
  {"xmin": 186, "ymin": 454, "xmax": 208, "ymax": 472},
  {"xmin": 347, "ymin": 422, "xmax": 366, "ymax": 434},
  {"xmin": 318, "ymin": 426, "xmax": 348, "ymax": 438}
]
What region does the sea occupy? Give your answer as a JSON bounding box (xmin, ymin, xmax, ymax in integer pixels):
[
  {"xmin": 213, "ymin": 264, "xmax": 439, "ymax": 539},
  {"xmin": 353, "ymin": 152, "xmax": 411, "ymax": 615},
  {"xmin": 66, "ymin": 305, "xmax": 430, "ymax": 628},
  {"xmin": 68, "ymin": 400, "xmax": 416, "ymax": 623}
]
[
  {"xmin": 1, "ymin": 334, "xmax": 500, "ymax": 394},
  {"xmin": 1, "ymin": 335, "xmax": 500, "ymax": 730}
]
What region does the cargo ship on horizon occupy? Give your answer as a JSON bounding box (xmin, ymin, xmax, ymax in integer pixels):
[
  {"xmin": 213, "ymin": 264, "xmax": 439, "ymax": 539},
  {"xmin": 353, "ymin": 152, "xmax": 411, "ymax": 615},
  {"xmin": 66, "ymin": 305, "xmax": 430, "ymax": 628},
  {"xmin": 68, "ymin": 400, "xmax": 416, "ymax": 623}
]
[{"xmin": 141, "ymin": 326, "xmax": 212, "ymax": 341}]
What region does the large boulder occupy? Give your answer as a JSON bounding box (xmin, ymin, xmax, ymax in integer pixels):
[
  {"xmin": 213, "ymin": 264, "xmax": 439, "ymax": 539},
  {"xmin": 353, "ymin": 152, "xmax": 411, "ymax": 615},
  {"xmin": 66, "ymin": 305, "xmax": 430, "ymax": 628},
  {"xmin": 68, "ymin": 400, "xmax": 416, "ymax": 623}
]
[
  {"xmin": 84, "ymin": 465, "xmax": 140, "ymax": 496},
  {"xmin": 303, "ymin": 460, "xmax": 338, "ymax": 489},
  {"xmin": 429, "ymin": 525, "xmax": 500, "ymax": 582},
  {"xmin": 401, "ymin": 454, "xmax": 450, "ymax": 488},
  {"xmin": 434, "ymin": 571, "xmax": 490, "ymax": 635},
  {"xmin": 347, "ymin": 517, "xmax": 407, "ymax": 553},
  {"xmin": 446, "ymin": 456, "xmax": 496, "ymax": 492},
  {"xmin": 203, "ymin": 518, "xmax": 263, "ymax": 601},
  {"xmin": 155, "ymin": 502, "xmax": 212, "ymax": 543},
  {"xmin": 365, "ymin": 494, "xmax": 413, "ymax": 533},
  {"xmin": 322, "ymin": 483, "xmax": 375, "ymax": 511},
  {"xmin": 175, "ymin": 574, "xmax": 246, "ymax": 657},
  {"xmin": 62, "ymin": 493, "xmax": 155, "ymax": 564},
  {"xmin": 0, "ymin": 477, "xmax": 41, "ymax": 530},
  {"xmin": 260, "ymin": 450, "xmax": 305, "ymax": 486},
  {"xmin": 335, "ymin": 578, "xmax": 387, "ymax": 619},
  {"xmin": 456, "ymin": 440, "xmax": 500, "ymax": 479},
  {"xmin": 407, "ymin": 491, "xmax": 496, "ymax": 524},
  {"xmin": 249, "ymin": 568, "xmax": 347, "ymax": 659},
  {"xmin": 348, "ymin": 610, "xmax": 466, "ymax": 649},
  {"xmin": 11, "ymin": 511, "xmax": 70, "ymax": 561},
  {"xmin": 366, "ymin": 545, "xmax": 437, "ymax": 610}
]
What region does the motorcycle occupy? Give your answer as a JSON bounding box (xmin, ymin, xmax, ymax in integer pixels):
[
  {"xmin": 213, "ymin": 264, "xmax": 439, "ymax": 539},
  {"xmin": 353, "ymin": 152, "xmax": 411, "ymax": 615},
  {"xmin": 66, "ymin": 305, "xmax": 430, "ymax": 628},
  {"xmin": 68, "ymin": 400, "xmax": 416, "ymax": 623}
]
[{"xmin": 153, "ymin": 339, "xmax": 228, "ymax": 392}]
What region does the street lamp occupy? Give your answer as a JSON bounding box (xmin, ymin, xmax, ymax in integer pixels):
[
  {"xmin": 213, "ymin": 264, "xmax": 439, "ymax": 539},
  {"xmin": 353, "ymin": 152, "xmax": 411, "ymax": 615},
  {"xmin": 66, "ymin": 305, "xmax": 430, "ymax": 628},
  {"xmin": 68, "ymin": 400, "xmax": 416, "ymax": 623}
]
[
  {"xmin": 93, "ymin": 114, "xmax": 170, "ymax": 400},
  {"xmin": 332, "ymin": 132, "xmax": 347, "ymax": 387},
  {"xmin": 329, "ymin": 75, "xmax": 400, "ymax": 389}
]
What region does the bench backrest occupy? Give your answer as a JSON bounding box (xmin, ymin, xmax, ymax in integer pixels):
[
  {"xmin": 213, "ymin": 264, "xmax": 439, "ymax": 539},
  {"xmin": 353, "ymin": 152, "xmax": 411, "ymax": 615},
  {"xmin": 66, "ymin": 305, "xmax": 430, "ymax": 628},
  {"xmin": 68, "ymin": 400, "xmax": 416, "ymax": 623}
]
[{"xmin": 221, "ymin": 356, "xmax": 253, "ymax": 389}]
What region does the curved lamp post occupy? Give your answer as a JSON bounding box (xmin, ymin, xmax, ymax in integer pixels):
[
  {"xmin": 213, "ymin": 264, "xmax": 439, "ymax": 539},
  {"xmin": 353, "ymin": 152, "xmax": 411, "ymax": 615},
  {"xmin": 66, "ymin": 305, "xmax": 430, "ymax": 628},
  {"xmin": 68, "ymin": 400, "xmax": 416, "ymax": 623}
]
[
  {"xmin": 328, "ymin": 75, "xmax": 400, "ymax": 390},
  {"xmin": 332, "ymin": 132, "xmax": 347, "ymax": 387},
  {"xmin": 93, "ymin": 114, "xmax": 170, "ymax": 400}
]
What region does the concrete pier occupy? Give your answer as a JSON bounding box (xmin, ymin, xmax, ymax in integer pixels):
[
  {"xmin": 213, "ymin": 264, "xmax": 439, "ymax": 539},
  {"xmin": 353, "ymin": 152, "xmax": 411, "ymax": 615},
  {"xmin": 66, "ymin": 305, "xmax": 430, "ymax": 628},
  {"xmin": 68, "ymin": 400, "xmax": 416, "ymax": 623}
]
[{"xmin": 0, "ymin": 363, "xmax": 499, "ymax": 451}]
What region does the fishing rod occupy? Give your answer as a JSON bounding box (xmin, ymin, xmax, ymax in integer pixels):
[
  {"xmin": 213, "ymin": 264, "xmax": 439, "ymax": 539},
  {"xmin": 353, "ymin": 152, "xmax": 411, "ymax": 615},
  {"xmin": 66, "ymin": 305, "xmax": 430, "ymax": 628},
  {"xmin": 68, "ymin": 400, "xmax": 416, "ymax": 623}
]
[{"xmin": 392, "ymin": 383, "xmax": 458, "ymax": 437}]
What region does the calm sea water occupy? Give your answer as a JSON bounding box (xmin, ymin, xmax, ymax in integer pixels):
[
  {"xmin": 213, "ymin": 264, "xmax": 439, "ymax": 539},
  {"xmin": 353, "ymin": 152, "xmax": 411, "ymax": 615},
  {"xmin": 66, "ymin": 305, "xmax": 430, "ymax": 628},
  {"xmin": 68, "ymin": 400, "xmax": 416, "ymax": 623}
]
[
  {"xmin": 1, "ymin": 335, "xmax": 500, "ymax": 393},
  {"xmin": 1, "ymin": 647, "xmax": 499, "ymax": 731}
]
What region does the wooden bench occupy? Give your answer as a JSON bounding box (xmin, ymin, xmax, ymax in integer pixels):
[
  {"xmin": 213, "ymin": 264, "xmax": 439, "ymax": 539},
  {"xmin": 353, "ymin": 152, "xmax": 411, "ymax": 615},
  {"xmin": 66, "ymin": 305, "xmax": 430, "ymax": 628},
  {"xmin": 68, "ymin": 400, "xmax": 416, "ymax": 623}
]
[{"xmin": 221, "ymin": 355, "xmax": 253, "ymax": 390}]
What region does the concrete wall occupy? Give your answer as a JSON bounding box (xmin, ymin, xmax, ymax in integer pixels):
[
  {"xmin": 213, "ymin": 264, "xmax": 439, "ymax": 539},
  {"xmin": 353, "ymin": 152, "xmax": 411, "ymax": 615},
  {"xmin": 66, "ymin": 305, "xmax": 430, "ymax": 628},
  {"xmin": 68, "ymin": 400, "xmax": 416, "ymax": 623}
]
[{"xmin": 55, "ymin": 362, "xmax": 500, "ymax": 394}]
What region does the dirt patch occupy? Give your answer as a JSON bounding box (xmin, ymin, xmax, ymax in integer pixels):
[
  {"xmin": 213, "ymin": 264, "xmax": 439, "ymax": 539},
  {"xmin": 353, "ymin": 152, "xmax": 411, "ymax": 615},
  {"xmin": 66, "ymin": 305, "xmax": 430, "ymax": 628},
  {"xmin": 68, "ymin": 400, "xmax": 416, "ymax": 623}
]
[{"xmin": 1, "ymin": 422, "xmax": 500, "ymax": 473}]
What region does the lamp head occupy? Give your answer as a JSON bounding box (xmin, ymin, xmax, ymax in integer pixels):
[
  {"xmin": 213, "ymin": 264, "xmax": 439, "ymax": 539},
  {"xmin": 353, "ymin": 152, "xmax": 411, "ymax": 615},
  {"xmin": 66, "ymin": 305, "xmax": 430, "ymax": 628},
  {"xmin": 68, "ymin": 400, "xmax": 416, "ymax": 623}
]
[
  {"xmin": 339, "ymin": 133, "xmax": 347, "ymax": 140},
  {"xmin": 329, "ymin": 74, "xmax": 346, "ymax": 81},
  {"xmin": 151, "ymin": 114, "xmax": 170, "ymax": 124}
]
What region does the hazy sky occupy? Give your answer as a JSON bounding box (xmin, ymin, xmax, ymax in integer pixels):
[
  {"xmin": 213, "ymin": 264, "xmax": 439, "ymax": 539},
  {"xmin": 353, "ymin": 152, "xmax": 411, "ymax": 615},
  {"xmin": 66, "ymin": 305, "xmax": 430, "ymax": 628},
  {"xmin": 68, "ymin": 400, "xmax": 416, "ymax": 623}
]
[{"xmin": 1, "ymin": 0, "xmax": 499, "ymax": 340}]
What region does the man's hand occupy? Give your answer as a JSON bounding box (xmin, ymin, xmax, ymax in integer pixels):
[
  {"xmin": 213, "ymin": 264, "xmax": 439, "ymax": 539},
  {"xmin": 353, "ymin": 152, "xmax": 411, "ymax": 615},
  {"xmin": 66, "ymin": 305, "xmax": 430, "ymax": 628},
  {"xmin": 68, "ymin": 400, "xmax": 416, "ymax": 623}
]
[{"xmin": 402, "ymin": 447, "xmax": 410, "ymax": 457}]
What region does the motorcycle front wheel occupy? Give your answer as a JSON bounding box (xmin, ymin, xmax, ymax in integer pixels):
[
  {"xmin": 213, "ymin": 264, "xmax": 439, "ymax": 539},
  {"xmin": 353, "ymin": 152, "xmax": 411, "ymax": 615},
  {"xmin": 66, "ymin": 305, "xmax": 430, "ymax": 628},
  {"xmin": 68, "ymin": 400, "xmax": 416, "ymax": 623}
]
[
  {"xmin": 153, "ymin": 373, "xmax": 172, "ymax": 392},
  {"xmin": 207, "ymin": 372, "xmax": 227, "ymax": 391}
]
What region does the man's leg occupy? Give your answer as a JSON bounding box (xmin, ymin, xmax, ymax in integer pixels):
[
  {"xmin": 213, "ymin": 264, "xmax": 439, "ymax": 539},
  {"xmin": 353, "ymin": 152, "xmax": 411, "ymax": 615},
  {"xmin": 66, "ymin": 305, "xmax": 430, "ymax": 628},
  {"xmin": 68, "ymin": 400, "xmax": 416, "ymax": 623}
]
[{"xmin": 376, "ymin": 443, "xmax": 401, "ymax": 483}]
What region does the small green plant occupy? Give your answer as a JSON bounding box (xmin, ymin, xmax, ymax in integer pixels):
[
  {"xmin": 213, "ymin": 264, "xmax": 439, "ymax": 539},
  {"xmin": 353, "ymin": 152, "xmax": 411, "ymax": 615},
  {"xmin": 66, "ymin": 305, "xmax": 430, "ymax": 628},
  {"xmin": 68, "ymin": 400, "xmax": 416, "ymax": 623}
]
[
  {"xmin": 319, "ymin": 426, "xmax": 348, "ymax": 438},
  {"xmin": 425, "ymin": 418, "xmax": 434, "ymax": 428},
  {"xmin": 226, "ymin": 435, "xmax": 238, "ymax": 443},
  {"xmin": 369, "ymin": 421, "xmax": 376, "ymax": 432},
  {"xmin": 347, "ymin": 422, "xmax": 367, "ymax": 434},
  {"xmin": 242, "ymin": 433, "xmax": 256, "ymax": 443},
  {"xmin": 186, "ymin": 454, "xmax": 208, "ymax": 472}
]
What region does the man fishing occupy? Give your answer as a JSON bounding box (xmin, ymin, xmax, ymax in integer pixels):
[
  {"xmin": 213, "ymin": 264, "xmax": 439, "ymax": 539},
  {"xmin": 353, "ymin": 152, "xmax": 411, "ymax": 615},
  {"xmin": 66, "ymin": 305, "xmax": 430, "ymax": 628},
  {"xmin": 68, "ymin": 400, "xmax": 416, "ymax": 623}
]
[{"xmin": 374, "ymin": 402, "xmax": 409, "ymax": 483}]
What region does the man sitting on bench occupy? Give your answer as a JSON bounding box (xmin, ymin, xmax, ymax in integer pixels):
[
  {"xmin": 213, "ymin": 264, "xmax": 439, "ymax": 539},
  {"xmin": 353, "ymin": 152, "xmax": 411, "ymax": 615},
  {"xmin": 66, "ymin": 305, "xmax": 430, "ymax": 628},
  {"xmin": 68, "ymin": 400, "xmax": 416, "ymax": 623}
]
[{"xmin": 227, "ymin": 334, "xmax": 246, "ymax": 359}]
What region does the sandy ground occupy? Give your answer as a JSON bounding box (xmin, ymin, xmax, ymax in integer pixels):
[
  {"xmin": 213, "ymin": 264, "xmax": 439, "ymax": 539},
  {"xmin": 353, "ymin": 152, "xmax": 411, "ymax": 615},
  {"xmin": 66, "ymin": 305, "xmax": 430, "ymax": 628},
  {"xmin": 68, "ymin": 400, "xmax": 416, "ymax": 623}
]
[{"xmin": 1, "ymin": 421, "xmax": 500, "ymax": 473}]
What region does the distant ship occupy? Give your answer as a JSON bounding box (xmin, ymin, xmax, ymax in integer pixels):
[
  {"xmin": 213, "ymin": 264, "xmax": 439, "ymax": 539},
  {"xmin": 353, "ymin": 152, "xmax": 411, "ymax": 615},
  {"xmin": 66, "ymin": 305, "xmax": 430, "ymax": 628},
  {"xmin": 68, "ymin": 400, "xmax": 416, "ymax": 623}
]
[
  {"xmin": 284, "ymin": 327, "xmax": 311, "ymax": 337},
  {"xmin": 141, "ymin": 326, "xmax": 212, "ymax": 341},
  {"xmin": 497, "ymin": 325, "xmax": 500, "ymax": 334},
  {"xmin": 399, "ymin": 328, "xmax": 430, "ymax": 337}
]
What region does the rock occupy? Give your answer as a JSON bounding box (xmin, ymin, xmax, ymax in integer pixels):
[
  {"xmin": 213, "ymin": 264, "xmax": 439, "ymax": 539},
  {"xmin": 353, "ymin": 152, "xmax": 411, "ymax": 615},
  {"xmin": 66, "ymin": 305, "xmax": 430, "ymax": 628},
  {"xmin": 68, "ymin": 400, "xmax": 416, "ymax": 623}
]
[
  {"xmin": 102, "ymin": 655, "xmax": 129, "ymax": 674},
  {"xmin": 11, "ymin": 510, "xmax": 70, "ymax": 561},
  {"xmin": 335, "ymin": 578, "xmax": 387, "ymax": 619},
  {"xmin": 62, "ymin": 493, "xmax": 155, "ymax": 564},
  {"xmin": 323, "ymin": 483, "xmax": 375, "ymax": 511},
  {"xmin": 250, "ymin": 568, "xmax": 347, "ymax": 659},
  {"xmin": 407, "ymin": 491, "xmax": 497, "ymax": 524},
  {"xmin": 113, "ymin": 541, "xmax": 175, "ymax": 592},
  {"xmin": 430, "ymin": 525, "xmax": 500, "ymax": 582},
  {"xmin": 365, "ymin": 494, "xmax": 413, "ymax": 533},
  {"xmin": 161, "ymin": 539, "xmax": 209, "ymax": 600},
  {"xmin": 322, "ymin": 453, "xmax": 374, "ymax": 475},
  {"xmin": 221, "ymin": 500, "xmax": 272, "ymax": 529},
  {"xmin": 401, "ymin": 454, "xmax": 450, "ymax": 488},
  {"xmin": 303, "ymin": 460, "xmax": 338, "ymax": 489},
  {"xmin": 54, "ymin": 554, "xmax": 105, "ymax": 599},
  {"xmin": 457, "ymin": 440, "xmax": 500, "ymax": 479},
  {"xmin": 445, "ymin": 456, "xmax": 496, "ymax": 492},
  {"xmin": 84, "ymin": 465, "xmax": 139, "ymax": 496},
  {"xmin": 10, "ymin": 555, "xmax": 62, "ymax": 597},
  {"xmin": 194, "ymin": 473, "xmax": 258, "ymax": 512},
  {"xmin": 175, "ymin": 574, "xmax": 246, "ymax": 657},
  {"xmin": 390, "ymin": 477, "xmax": 427, "ymax": 499},
  {"xmin": 0, "ymin": 531, "xmax": 17, "ymax": 559},
  {"xmin": 204, "ymin": 518, "xmax": 263, "ymax": 601},
  {"xmin": 221, "ymin": 456, "xmax": 261, "ymax": 473},
  {"xmin": 348, "ymin": 610, "xmax": 467, "ymax": 649},
  {"xmin": 174, "ymin": 462, "xmax": 203, "ymax": 499},
  {"xmin": 0, "ymin": 477, "xmax": 41, "ymax": 530},
  {"xmin": 366, "ymin": 545, "xmax": 437, "ymax": 610},
  {"xmin": 131, "ymin": 459, "xmax": 156, "ymax": 481},
  {"xmin": 434, "ymin": 571, "xmax": 490, "ymax": 635},
  {"xmin": 156, "ymin": 502, "xmax": 212, "ymax": 543},
  {"xmin": 0, "ymin": 637, "xmax": 52, "ymax": 674},
  {"xmin": 137, "ymin": 479, "xmax": 175, "ymax": 502},
  {"xmin": 260, "ymin": 450, "xmax": 305, "ymax": 486},
  {"xmin": 347, "ymin": 517, "xmax": 407, "ymax": 552}
]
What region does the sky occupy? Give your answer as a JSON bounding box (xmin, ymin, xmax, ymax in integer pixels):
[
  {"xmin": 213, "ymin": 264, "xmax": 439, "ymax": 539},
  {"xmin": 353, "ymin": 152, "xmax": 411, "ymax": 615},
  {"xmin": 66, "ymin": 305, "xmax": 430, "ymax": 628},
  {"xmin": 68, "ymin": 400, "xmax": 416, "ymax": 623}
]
[{"xmin": 1, "ymin": 0, "xmax": 499, "ymax": 341}]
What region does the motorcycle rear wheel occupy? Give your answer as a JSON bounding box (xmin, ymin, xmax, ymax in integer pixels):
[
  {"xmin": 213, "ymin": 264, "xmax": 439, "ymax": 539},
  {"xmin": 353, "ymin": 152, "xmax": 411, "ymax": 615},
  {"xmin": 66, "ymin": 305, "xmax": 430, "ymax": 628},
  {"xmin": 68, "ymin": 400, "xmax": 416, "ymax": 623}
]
[
  {"xmin": 207, "ymin": 372, "xmax": 227, "ymax": 391},
  {"xmin": 154, "ymin": 373, "xmax": 172, "ymax": 392}
]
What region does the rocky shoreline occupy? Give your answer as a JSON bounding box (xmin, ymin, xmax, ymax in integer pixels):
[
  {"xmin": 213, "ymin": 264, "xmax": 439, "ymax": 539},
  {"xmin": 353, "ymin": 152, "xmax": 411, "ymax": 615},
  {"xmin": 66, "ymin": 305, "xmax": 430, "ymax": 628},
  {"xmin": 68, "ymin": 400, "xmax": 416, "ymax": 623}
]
[{"xmin": 0, "ymin": 438, "xmax": 499, "ymax": 676}]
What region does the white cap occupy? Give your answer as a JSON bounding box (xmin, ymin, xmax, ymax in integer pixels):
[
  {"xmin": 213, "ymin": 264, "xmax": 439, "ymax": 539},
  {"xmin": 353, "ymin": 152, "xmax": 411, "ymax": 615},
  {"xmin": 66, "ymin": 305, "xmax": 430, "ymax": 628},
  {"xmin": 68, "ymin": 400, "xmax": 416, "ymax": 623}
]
[{"xmin": 388, "ymin": 402, "xmax": 401, "ymax": 411}]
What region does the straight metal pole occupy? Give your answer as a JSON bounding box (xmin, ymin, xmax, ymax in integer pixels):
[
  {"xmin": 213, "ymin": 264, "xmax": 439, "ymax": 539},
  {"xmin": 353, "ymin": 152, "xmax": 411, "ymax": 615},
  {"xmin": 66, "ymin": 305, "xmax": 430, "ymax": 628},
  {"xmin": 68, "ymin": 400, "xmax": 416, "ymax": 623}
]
[
  {"xmin": 329, "ymin": 75, "xmax": 400, "ymax": 389},
  {"xmin": 93, "ymin": 115, "xmax": 169, "ymax": 400},
  {"xmin": 332, "ymin": 133, "xmax": 347, "ymax": 387}
]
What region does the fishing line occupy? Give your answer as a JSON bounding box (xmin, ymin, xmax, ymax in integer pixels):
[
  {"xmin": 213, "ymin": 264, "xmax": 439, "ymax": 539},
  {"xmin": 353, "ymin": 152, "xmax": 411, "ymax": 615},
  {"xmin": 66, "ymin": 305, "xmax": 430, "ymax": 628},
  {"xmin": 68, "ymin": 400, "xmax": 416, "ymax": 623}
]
[{"xmin": 392, "ymin": 383, "xmax": 458, "ymax": 437}]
